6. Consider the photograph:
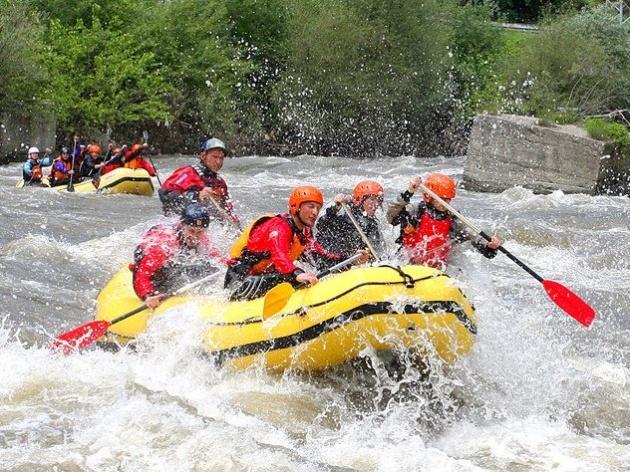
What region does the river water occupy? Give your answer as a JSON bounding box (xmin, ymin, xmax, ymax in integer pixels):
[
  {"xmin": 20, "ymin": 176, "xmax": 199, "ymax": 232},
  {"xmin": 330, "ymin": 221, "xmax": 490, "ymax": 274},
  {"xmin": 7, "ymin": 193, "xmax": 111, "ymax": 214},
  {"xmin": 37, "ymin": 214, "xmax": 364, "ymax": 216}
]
[{"xmin": 0, "ymin": 155, "xmax": 628, "ymax": 471}]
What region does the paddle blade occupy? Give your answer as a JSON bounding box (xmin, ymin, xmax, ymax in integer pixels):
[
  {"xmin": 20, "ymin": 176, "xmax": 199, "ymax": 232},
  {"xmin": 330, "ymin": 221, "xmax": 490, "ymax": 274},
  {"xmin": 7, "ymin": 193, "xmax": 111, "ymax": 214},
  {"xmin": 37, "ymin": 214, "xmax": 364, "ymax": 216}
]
[
  {"xmin": 542, "ymin": 280, "xmax": 596, "ymax": 327},
  {"xmin": 50, "ymin": 320, "xmax": 111, "ymax": 354},
  {"xmin": 262, "ymin": 282, "xmax": 295, "ymax": 319}
]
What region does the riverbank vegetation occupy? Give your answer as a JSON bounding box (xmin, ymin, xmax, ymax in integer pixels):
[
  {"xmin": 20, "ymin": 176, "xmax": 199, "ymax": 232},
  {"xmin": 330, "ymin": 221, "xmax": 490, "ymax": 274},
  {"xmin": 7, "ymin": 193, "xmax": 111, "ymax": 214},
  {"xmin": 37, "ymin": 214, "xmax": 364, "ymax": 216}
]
[{"xmin": 1, "ymin": 0, "xmax": 628, "ymax": 157}]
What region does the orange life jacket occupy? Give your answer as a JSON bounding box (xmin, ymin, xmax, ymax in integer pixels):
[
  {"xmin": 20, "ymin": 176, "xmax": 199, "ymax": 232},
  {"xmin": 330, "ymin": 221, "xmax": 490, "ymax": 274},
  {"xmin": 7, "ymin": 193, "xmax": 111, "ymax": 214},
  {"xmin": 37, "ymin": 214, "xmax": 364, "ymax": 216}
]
[
  {"xmin": 229, "ymin": 214, "xmax": 305, "ymax": 274},
  {"xmin": 30, "ymin": 164, "xmax": 43, "ymax": 182},
  {"xmin": 124, "ymin": 156, "xmax": 143, "ymax": 169},
  {"xmin": 50, "ymin": 157, "xmax": 72, "ymax": 181}
]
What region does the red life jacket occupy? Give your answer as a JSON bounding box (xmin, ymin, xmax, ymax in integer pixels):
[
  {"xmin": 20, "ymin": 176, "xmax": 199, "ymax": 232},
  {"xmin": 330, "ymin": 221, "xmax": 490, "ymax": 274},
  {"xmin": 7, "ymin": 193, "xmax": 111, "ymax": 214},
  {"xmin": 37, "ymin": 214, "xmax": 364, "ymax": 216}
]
[
  {"xmin": 162, "ymin": 164, "xmax": 229, "ymax": 201},
  {"xmin": 129, "ymin": 223, "xmax": 223, "ymax": 299},
  {"xmin": 402, "ymin": 210, "xmax": 452, "ymax": 268},
  {"xmin": 102, "ymin": 161, "xmax": 121, "ymax": 175}
]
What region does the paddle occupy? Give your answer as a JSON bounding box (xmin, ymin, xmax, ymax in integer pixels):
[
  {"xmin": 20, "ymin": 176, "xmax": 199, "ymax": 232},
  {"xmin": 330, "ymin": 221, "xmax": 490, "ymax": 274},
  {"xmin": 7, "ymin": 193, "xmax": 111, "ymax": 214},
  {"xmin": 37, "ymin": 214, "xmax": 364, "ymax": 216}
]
[
  {"xmin": 142, "ymin": 130, "xmax": 162, "ymax": 186},
  {"xmin": 418, "ymin": 182, "xmax": 596, "ymax": 327},
  {"xmin": 206, "ymin": 193, "xmax": 243, "ymax": 233},
  {"xmin": 340, "ymin": 202, "xmax": 379, "ymax": 260},
  {"xmin": 67, "ymin": 137, "xmax": 78, "ymax": 192},
  {"xmin": 262, "ymin": 253, "xmax": 364, "ymax": 319},
  {"xmin": 51, "ymin": 270, "xmax": 221, "ymax": 354}
]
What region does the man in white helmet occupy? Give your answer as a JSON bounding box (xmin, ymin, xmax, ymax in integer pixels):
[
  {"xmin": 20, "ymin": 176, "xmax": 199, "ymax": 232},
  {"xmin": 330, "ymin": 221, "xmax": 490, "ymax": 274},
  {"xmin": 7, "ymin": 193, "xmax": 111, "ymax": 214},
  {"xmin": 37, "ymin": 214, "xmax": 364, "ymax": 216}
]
[
  {"xmin": 22, "ymin": 146, "xmax": 54, "ymax": 186},
  {"xmin": 158, "ymin": 137, "xmax": 240, "ymax": 228}
]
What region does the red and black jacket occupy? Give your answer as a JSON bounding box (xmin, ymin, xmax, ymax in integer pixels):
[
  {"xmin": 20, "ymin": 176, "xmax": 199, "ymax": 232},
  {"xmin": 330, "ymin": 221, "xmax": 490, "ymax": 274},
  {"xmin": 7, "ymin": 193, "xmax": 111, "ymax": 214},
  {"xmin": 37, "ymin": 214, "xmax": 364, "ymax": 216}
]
[
  {"xmin": 227, "ymin": 214, "xmax": 342, "ymax": 282},
  {"xmin": 130, "ymin": 223, "xmax": 224, "ymax": 300},
  {"xmin": 158, "ymin": 162, "xmax": 238, "ymax": 223}
]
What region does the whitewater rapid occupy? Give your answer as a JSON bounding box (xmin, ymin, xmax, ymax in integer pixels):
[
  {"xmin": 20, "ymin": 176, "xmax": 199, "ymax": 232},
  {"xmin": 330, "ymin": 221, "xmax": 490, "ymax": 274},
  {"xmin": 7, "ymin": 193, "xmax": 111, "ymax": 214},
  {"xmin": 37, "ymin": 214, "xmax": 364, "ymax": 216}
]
[{"xmin": 0, "ymin": 155, "xmax": 628, "ymax": 471}]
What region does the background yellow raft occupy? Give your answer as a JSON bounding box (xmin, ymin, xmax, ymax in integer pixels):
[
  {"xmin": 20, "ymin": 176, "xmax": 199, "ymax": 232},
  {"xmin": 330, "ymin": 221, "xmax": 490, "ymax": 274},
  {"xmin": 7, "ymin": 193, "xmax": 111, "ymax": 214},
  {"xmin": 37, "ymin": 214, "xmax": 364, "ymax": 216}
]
[
  {"xmin": 16, "ymin": 167, "xmax": 154, "ymax": 196},
  {"xmin": 95, "ymin": 265, "xmax": 477, "ymax": 372}
]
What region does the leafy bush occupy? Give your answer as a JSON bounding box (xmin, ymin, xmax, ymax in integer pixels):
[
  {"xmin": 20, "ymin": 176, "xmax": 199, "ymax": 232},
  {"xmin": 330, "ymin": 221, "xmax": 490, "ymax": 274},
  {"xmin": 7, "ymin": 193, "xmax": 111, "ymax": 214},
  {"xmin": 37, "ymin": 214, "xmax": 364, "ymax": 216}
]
[
  {"xmin": 45, "ymin": 17, "xmax": 171, "ymax": 134},
  {"xmin": 273, "ymin": 0, "xmax": 458, "ymax": 155},
  {"xmin": 499, "ymin": 5, "xmax": 630, "ymax": 117},
  {"xmin": 136, "ymin": 0, "xmax": 251, "ymax": 147},
  {"xmin": 583, "ymin": 118, "xmax": 630, "ymax": 153},
  {"xmin": 447, "ymin": 3, "xmax": 505, "ymax": 118}
]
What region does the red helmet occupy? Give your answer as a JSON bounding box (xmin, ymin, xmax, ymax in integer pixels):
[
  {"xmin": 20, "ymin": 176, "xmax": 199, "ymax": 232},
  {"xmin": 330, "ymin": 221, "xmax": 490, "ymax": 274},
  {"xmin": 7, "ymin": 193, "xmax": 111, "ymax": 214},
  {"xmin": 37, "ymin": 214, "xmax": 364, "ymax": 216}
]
[
  {"xmin": 288, "ymin": 185, "xmax": 324, "ymax": 215},
  {"xmin": 86, "ymin": 144, "xmax": 102, "ymax": 156},
  {"xmin": 130, "ymin": 143, "xmax": 143, "ymax": 153},
  {"xmin": 352, "ymin": 180, "xmax": 384, "ymax": 205},
  {"xmin": 423, "ymin": 173, "xmax": 456, "ymax": 201},
  {"xmin": 112, "ymin": 147, "xmax": 121, "ymax": 155}
]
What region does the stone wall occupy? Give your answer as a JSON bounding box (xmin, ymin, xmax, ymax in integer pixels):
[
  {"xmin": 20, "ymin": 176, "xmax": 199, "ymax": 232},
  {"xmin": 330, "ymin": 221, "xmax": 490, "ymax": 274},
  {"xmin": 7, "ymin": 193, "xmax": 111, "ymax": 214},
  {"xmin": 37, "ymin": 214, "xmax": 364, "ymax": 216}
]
[
  {"xmin": 0, "ymin": 113, "xmax": 57, "ymax": 165},
  {"xmin": 463, "ymin": 114, "xmax": 627, "ymax": 195}
]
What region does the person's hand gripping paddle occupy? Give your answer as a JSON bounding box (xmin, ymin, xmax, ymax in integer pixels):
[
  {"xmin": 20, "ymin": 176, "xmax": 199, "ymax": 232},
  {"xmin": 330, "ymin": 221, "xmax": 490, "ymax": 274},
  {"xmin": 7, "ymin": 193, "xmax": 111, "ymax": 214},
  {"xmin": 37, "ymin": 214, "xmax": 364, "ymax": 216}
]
[
  {"xmin": 51, "ymin": 271, "xmax": 220, "ymax": 354},
  {"xmin": 418, "ymin": 182, "xmax": 595, "ymax": 327}
]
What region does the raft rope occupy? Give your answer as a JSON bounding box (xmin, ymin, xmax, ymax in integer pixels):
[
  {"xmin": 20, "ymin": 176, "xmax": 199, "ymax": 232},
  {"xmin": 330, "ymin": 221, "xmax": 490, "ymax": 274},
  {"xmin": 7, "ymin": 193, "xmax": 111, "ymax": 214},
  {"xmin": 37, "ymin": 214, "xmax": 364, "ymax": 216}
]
[{"xmin": 210, "ymin": 299, "xmax": 476, "ymax": 367}]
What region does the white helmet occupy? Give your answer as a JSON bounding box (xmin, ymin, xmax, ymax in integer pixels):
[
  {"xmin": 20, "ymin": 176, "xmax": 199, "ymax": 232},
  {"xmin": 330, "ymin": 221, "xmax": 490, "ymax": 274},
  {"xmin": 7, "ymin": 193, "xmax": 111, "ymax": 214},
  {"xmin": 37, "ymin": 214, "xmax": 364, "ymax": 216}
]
[
  {"xmin": 28, "ymin": 146, "xmax": 40, "ymax": 156},
  {"xmin": 201, "ymin": 138, "xmax": 226, "ymax": 153}
]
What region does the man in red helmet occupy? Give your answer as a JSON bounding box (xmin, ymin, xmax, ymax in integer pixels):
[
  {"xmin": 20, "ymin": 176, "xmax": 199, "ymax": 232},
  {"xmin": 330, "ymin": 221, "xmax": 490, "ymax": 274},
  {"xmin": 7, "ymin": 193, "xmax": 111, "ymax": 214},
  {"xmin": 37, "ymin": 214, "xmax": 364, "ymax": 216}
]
[
  {"xmin": 158, "ymin": 137, "xmax": 239, "ymax": 227},
  {"xmin": 79, "ymin": 144, "xmax": 105, "ymax": 179},
  {"xmin": 316, "ymin": 179, "xmax": 385, "ymax": 259},
  {"xmin": 387, "ymin": 173, "xmax": 501, "ymax": 269},
  {"xmin": 224, "ymin": 185, "xmax": 368, "ymax": 300}
]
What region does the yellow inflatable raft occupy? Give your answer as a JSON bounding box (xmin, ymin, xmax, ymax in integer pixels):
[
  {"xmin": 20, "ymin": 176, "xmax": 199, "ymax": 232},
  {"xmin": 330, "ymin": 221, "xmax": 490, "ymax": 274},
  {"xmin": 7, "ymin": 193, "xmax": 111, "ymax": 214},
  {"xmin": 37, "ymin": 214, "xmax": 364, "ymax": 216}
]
[
  {"xmin": 95, "ymin": 264, "xmax": 477, "ymax": 372},
  {"xmin": 15, "ymin": 167, "xmax": 154, "ymax": 196}
]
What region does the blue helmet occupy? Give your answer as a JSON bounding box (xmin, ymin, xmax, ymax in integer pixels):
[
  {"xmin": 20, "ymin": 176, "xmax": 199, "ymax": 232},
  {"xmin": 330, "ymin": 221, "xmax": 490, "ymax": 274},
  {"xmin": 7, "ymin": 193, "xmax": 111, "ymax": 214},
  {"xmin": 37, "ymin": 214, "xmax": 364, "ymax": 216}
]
[
  {"xmin": 200, "ymin": 137, "xmax": 226, "ymax": 153},
  {"xmin": 181, "ymin": 203, "xmax": 210, "ymax": 228},
  {"xmin": 61, "ymin": 146, "xmax": 70, "ymax": 155}
]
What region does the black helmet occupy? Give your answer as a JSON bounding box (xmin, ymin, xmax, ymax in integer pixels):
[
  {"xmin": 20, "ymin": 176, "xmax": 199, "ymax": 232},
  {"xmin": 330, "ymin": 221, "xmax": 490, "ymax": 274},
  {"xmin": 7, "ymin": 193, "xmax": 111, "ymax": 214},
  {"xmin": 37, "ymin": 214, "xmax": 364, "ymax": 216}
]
[{"xmin": 181, "ymin": 203, "xmax": 210, "ymax": 228}]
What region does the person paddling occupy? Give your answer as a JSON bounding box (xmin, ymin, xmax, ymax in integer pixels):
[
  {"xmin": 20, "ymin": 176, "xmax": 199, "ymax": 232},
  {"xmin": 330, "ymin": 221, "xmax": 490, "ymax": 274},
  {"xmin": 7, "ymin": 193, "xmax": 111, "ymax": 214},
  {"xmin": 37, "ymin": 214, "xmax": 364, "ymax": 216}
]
[
  {"xmin": 130, "ymin": 203, "xmax": 227, "ymax": 309},
  {"xmin": 22, "ymin": 146, "xmax": 54, "ymax": 186},
  {"xmin": 224, "ymin": 185, "xmax": 369, "ymax": 300},
  {"xmin": 316, "ymin": 179, "xmax": 385, "ymax": 259},
  {"xmin": 79, "ymin": 144, "xmax": 106, "ymax": 180},
  {"xmin": 122, "ymin": 143, "xmax": 157, "ymax": 176},
  {"xmin": 48, "ymin": 146, "xmax": 74, "ymax": 187},
  {"xmin": 158, "ymin": 137, "xmax": 240, "ymax": 227},
  {"xmin": 387, "ymin": 173, "xmax": 501, "ymax": 269}
]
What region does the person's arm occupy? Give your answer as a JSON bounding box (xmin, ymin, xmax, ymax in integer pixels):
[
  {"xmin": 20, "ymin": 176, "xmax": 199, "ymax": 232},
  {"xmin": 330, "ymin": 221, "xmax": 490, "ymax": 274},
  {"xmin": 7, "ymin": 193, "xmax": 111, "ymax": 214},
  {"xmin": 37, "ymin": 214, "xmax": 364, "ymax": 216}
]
[
  {"xmin": 40, "ymin": 148, "xmax": 54, "ymax": 167},
  {"xmin": 23, "ymin": 161, "xmax": 33, "ymax": 177},
  {"xmin": 132, "ymin": 243, "xmax": 168, "ymax": 300},
  {"xmin": 158, "ymin": 167, "xmax": 205, "ymax": 212},
  {"xmin": 451, "ymin": 219, "xmax": 499, "ymax": 259},
  {"xmin": 104, "ymin": 146, "xmax": 126, "ymax": 166},
  {"xmin": 386, "ymin": 190, "xmax": 415, "ymax": 226}
]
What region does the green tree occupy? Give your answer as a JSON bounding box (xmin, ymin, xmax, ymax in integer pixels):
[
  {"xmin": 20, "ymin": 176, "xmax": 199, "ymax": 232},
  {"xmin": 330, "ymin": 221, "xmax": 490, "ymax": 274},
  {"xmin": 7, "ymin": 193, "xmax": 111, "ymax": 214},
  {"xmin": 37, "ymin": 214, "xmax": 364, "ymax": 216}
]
[
  {"xmin": 136, "ymin": 0, "xmax": 252, "ymax": 150},
  {"xmin": 0, "ymin": 0, "xmax": 48, "ymax": 116},
  {"xmin": 44, "ymin": 17, "xmax": 171, "ymax": 137},
  {"xmin": 274, "ymin": 0, "xmax": 457, "ymax": 155},
  {"xmin": 225, "ymin": 0, "xmax": 289, "ymax": 144},
  {"xmin": 30, "ymin": 0, "xmax": 150, "ymax": 29},
  {"xmin": 502, "ymin": 5, "xmax": 630, "ymax": 117}
]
